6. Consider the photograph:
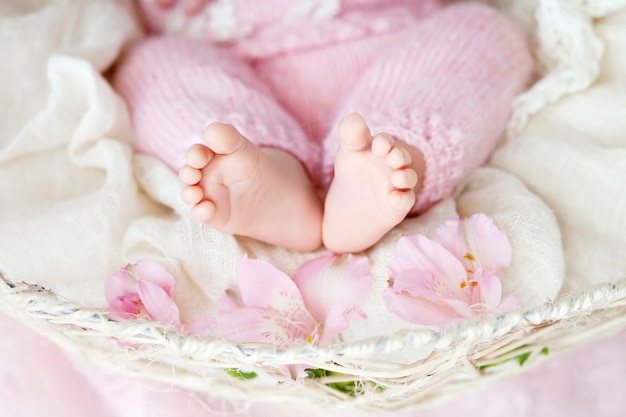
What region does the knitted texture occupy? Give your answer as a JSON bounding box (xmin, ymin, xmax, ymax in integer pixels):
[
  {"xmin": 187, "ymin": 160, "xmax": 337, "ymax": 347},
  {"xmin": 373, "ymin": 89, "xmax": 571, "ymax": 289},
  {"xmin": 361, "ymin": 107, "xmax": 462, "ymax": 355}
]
[
  {"xmin": 113, "ymin": 37, "xmax": 320, "ymax": 176},
  {"xmin": 118, "ymin": 0, "xmax": 532, "ymax": 208},
  {"xmin": 321, "ymin": 2, "xmax": 534, "ymax": 213}
]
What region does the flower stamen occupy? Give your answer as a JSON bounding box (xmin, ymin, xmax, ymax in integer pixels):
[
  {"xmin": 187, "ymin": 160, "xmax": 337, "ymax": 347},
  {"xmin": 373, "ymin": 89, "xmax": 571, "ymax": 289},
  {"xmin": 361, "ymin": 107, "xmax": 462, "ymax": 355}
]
[{"xmin": 460, "ymin": 280, "xmax": 479, "ymax": 289}]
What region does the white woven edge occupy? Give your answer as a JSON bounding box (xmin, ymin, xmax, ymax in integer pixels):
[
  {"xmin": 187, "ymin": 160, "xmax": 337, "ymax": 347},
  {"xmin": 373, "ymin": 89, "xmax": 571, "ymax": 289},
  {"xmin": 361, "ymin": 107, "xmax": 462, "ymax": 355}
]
[
  {"xmin": 2, "ymin": 269, "xmax": 626, "ymax": 411},
  {"xmin": 507, "ymin": 0, "xmax": 606, "ymax": 137}
]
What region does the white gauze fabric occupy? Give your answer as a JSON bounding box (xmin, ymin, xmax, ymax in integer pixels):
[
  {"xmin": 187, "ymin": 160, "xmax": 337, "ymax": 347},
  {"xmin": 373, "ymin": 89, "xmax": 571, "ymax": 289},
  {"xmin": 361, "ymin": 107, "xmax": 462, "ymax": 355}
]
[
  {"xmin": 491, "ymin": 4, "xmax": 626, "ymax": 293},
  {"xmin": 0, "ymin": 0, "xmax": 145, "ymax": 305}
]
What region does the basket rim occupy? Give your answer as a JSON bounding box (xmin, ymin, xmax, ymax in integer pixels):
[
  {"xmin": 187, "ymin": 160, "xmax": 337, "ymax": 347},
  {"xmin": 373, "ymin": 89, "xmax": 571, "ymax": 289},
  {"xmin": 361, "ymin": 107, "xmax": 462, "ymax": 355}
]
[{"xmin": 2, "ymin": 268, "xmax": 625, "ymax": 362}]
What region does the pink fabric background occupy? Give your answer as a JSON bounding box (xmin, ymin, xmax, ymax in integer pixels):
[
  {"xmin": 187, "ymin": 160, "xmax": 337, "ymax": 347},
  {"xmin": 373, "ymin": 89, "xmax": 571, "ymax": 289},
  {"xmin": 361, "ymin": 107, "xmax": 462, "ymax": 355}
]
[{"xmin": 1, "ymin": 311, "xmax": 624, "ymax": 417}]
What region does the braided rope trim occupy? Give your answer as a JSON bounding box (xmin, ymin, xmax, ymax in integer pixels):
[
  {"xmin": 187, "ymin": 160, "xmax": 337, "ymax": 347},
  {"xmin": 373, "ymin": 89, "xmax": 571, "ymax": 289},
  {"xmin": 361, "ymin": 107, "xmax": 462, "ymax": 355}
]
[{"xmin": 2, "ymin": 270, "xmax": 626, "ymax": 411}]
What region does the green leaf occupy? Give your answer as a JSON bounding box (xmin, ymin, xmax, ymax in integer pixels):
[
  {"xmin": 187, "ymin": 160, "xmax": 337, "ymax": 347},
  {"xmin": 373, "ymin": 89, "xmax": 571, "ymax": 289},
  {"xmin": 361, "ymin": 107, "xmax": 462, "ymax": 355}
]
[
  {"xmin": 477, "ymin": 346, "xmax": 550, "ymax": 372},
  {"xmin": 304, "ymin": 368, "xmax": 385, "ymax": 396},
  {"xmin": 517, "ymin": 352, "xmax": 531, "ymax": 366},
  {"xmin": 224, "ymin": 368, "xmax": 258, "ymax": 380},
  {"xmin": 328, "ymin": 380, "xmax": 361, "ymax": 395},
  {"xmin": 305, "ymin": 368, "xmax": 327, "ymax": 379}
]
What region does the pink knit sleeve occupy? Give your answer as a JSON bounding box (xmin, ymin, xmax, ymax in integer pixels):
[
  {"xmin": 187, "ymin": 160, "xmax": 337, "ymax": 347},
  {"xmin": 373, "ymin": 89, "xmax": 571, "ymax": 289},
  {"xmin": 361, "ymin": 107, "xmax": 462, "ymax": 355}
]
[
  {"xmin": 325, "ymin": 2, "xmax": 534, "ymax": 214},
  {"xmin": 112, "ymin": 37, "xmax": 320, "ymax": 177}
]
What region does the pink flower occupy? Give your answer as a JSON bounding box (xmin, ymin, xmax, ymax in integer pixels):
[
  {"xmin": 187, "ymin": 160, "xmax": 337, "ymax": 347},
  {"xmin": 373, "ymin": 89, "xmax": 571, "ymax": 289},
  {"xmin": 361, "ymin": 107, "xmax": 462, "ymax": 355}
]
[
  {"xmin": 216, "ymin": 253, "xmax": 371, "ymax": 348},
  {"xmin": 383, "ymin": 214, "xmax": 519, "ymax": 326},
  {"xmin": 105, "ymin": 260, "xmax": 213, "ymax": 336}
]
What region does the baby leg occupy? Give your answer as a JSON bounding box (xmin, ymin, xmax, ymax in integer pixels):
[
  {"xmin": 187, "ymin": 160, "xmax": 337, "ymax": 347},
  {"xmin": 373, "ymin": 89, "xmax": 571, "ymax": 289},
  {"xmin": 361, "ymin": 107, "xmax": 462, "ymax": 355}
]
[
  {"xmin": 322, "ymin": 2, "xmax": 534, "ymax": 253},
  {"xmin": 113, "ymin": 37, "xmax": 323, "ymax": 251}
]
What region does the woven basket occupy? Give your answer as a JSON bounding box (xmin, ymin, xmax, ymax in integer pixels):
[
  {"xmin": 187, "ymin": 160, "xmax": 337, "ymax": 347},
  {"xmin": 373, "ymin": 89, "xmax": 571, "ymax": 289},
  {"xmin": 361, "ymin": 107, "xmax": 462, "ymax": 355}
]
[{"xmin": 2, "ymin": 269, "xmax": 625, "ymax": 411}]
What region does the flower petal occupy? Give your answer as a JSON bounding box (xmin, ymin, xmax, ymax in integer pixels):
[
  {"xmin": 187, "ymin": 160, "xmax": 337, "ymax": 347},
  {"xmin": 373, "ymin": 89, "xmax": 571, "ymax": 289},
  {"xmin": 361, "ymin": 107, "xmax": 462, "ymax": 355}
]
[
  {"xmin": 216, "ymin": 308, "xmax": 271, "ymax": 344},
  {"xmin": 384, "ymin": 234, "xmax": 484, "ymax": 325},
  {"xmin": 136, "ymin": 280, "xmax": 182, "ymax": 327},
  {"xmin": 473, "ymin": 273, "xmax": 503, "ymax": 308},
  {"xmin": 390, "ymin": 268, "xmax": 440, "ymax": 298},
  {"xmin": 388, "ymin": 236, "xmax": 432, "ymax": 281},
  {"xmin": 432, "ymin": 214, "xmax": 511, "ymax": 272},
  {"xmin": 499, "ymin": 295, "xmax": 521, "ymax": 313},
  {"xmin": 217, "ymin": 256, "xmax": 319, "ymax": 346},
  {"xmin": 294, "ymin": 253, "xmax": 371, "ymax": 343},
  {"xmin": 104, "ymin": 268, "xmax": 137, "ymax": 315},
  {"xmin": 216, "ymin": 286, "xmax": 242, "ymax": 312},
  {"xmin": 131, "ymin": 260, "xmax": 176, "ymax": 298},
  {"xmin": 382, "ymin": 286, "xmax": 464, "ymax": 326},
  {"xmin": 428, "ymin": 217, "xmax": 464, "ymax": 256},
  {"xmin": 384, "ymin": 217, "xmax": 516, "ymax": 326},
  {"xmin": 389, "ymin": 235, "xmax": 468, "ymax": 301},
  {"xmin": 216, "ymin": 307, "xmax": 316, "ymax": 347},
  {"xmin": 440, "ymin": 297, "xmax": 473, "ymax": 319},
  {"xmin": 236, "ymin": 255, "xmax": 303, "ymax": 310},
  {"xmin": 185, "ymin": 315, "xmax": 216, "ymax": 337}
]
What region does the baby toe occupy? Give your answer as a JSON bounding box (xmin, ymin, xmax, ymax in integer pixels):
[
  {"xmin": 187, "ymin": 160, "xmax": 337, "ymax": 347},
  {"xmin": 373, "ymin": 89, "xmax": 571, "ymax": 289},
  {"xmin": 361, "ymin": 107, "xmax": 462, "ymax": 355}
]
[
  {"xmin": 186, "ymin": 143, "xmax": 213, "ymax": 169},
  {"xmin": 372, "ymin": 133, "xmax": 394, "ymax": 157},
  {"xmin": 338, "ymin": 113, "xmax": 371, "ymax": 151},
  {"xmin": 179, "ymin": 165, "xmax": 202, "ymax": 184},
  {"xmin": 386, "ymin": 147, "xmax": 412, "ymax": 169},
  {"xmin": 203, "ymin": 123, "xmax": 246, "ymax": 155},
  {"xmin": 181, "ymin": 185, "xmax": 204, "ymax": 205},
  {"xmin": 190, "ymin": 200, "xmax": 216, "ymax": 224},
  {"xmin": 391, "ymin": 168, "xmax": 418, "ymax": 189}
]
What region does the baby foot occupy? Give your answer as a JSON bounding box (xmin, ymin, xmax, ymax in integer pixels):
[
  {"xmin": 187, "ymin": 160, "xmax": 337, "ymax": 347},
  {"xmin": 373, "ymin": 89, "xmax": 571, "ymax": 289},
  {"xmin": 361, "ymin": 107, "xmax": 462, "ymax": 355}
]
[
  {"xmin": 179, "ymin": 122, "xmax": 323, "ymax": 252},
  {"xmin": 322, "ymin": 113, "xmax": 419, "ymax": 253}
]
